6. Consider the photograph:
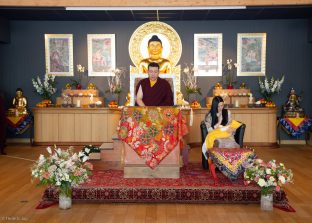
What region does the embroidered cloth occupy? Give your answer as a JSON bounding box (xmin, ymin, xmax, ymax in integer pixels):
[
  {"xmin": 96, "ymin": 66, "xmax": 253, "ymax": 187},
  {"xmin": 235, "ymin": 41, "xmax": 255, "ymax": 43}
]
[
  {"xmin": 208, "ymin": 148, "xmax": 256, "ymax": 180},
  {"xmin": 6, "ymin": 114, "xmax": 33, "ymax": 135},
  {"xmin": 279, "ymin": 117, "xmax": 312, "ymax": 137},
  {"xmin": 118, "ymin": 107, "xmax": 188, "ymax": 169}
]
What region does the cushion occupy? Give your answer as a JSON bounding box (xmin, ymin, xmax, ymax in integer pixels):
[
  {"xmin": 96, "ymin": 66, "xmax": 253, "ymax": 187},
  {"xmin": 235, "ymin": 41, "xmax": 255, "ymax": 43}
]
[{"xmin": 208, "ymin": 148, "xmax": 256, "ymax": 180}]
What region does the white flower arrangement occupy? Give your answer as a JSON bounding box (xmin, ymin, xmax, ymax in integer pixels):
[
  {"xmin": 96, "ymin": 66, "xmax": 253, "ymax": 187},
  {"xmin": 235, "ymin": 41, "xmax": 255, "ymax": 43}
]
[
  {"xmin": 182, "ymin": 64, "xmax": 202, "ymax": 96},
  {"xmin": 258, "ymin": 75, "xmax": 284, "ymax": 101},
  {"xmin": 106, "ymin": 68, "xmax": 126, "ymax": 94},
  {"xmin": 32, "ymin": 74, "xmax": 57, "ymax": 100},
  {"xmin": 31, "ymin": 146, "xmax": 93, "ymax": 196},
  {"xmin": 244, "ymin": 159, "xmax": 293, "ymax": 196}
]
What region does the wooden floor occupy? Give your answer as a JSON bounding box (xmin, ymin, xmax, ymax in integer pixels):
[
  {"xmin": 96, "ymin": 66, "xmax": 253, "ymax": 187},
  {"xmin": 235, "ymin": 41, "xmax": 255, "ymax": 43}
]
[{"xmin": 0, "ymin": 144, "xmax": 311, "ymax": 223}]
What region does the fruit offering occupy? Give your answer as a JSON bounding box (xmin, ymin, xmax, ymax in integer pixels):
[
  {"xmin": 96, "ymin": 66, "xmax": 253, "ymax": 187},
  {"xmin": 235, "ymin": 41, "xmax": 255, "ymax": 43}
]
[
  {"xmin": 265, "ymin": 101, "xmax": 276, "ymax": 108},
  {"xmin": 36, "ymin": 99, "xmax": 52, "ymax": 107},
  {"xmin": 191, "ymin": 100, "xmax": 201, "ymax": 108},
  {"xmin": 108, "ymin": 100, "xmax": 118, "ymax": 108}
]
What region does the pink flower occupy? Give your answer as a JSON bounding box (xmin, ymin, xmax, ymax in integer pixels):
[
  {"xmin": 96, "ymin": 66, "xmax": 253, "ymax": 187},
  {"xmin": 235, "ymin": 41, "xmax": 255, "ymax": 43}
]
[
  {"xmin": 84, "ymin": 162, "xmax": 93, "ymax": 171},
  {"xmin": 74, "ymin": 170, "xmax": 82, "ymax": 176},
  {"xmin": 275, "ymin": 186, "xmax": 281, "ymax": 192},
  {"xmin": 42, "ymin": 172, "xmax": 50, "ymax": 179}
]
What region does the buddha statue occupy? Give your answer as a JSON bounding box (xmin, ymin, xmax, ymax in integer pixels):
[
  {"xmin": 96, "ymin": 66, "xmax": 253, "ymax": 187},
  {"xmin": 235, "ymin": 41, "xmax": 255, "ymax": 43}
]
[
  {"xmin": 139, "ymin": 35, "xmax": 172, "ymax": 74},
  {"xmin": 125, "ymin": 92, "xmax": 131, "ymax": 106},
  {"xmin": 12, "ymin": 88, "xmax": 28, "ymax": 115},
  {"xmin": 283, "ymin": 88, "xmax": 304, "ymax": 117}
]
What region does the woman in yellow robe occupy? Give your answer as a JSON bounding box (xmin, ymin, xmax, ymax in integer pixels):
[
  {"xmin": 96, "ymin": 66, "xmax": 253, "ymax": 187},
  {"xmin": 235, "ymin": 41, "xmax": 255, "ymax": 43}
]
[{"xmin": 201, "ymin": 96, "xmax": 240, "ymax": 160}]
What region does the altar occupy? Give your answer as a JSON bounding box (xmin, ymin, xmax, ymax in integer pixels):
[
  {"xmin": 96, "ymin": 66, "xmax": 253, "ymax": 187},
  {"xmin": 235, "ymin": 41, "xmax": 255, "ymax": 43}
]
[{"xmin": 117, "ymin": 106, "xmax": 188, "ymax": 178}]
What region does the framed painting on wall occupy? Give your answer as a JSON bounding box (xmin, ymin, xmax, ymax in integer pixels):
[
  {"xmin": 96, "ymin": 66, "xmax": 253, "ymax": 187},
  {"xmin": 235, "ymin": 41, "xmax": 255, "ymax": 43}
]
[
  {"xmin": 194, "ymin": 33, "xmax": 223, "ymax": 76},
  {"xmin": 87, "ymin": 34, "xmax": 116, "ymax": 76},
  {"xmin": 237, "ymin": 33, "xmax": 266, "ymax": 76},
  {"xmin": 45, "ymin": 34, "xmax": 74, "ymax": 76}
]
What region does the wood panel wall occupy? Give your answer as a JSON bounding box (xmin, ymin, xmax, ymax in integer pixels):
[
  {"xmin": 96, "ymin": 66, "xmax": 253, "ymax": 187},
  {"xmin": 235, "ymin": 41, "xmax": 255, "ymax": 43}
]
[{"xmin": 0, "ymin": 0, "xmax": 311, "ymax": 7}]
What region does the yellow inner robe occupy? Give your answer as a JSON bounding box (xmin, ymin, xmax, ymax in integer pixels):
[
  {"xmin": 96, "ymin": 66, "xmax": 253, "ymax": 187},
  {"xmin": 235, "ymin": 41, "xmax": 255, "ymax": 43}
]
[{"xmin": 205, "ymin": 120, "xmax": 242, "ymax": 150}]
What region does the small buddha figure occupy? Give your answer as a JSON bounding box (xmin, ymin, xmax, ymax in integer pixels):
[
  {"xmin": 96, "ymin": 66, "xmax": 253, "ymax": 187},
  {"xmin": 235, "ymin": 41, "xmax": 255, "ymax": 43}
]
[
  {"xmin": 139, "ymin": 35, "xmax": 172, "ymax": 74},
  {"xmin": 12, "ymin": 88, "xmax": 28, "ymax": 115},
  {"xmin": 125, "ymin": 92, "xmax": 131, "ymax": 106},
  {"xmin": 283, "ymin": 88, "xmax": 304, "ymax": 117}
]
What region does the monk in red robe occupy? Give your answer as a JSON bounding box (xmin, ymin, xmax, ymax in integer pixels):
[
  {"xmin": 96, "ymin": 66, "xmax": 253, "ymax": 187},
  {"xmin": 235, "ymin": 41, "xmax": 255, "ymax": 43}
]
[{"xmin": 135, "ymin": 62, "xmax": 173, "ymax": 106}]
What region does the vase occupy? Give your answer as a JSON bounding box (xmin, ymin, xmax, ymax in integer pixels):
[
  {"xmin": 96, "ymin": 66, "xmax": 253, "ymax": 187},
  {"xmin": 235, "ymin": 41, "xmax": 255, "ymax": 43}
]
[
  {"xmin": 260, "ymin": 193, "xmax": 273, "ymax": 211},
  {"xmin": 227, "ymin": 84, "xmax": 234, "ymax": 89},
  {"xmin": 187, "ymin": 93, "xmax": 198, "ymax": 103},
  {"xmin": 110, "ymin": 93, "xmax": 120, "ymax": 105},
  {"xmin": 58, "ymin": 184, "xmax": 72, "ymax": 210}
]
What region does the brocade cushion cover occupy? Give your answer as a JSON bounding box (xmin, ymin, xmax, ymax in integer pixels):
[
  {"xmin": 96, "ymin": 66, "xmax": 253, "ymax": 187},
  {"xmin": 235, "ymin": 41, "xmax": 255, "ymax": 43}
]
[{"xmin": 208, "ymin": 147, "xmax": 256, "ymax": 180}]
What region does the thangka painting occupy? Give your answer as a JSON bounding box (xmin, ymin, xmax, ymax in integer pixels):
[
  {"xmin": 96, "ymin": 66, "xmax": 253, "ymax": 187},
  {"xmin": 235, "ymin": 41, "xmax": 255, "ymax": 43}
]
[
  {"xmin": 45, "ymin": 34, "xmax": 73, "ymax": 76},
  {"xmin": 194, "ymin": 33, "xmax": 222, "ymax": 76},
  {"xmin": 87, "ymin": 34, "xmax": 116, "ymax": 76},
  {"xmin": 237, "ymin": 33, "xmax": 266, "ymax": 76}
]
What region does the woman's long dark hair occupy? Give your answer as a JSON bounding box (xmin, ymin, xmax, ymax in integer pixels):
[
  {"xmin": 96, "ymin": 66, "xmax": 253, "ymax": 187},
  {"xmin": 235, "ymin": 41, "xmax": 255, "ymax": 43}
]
[{"xmin": 209, "ymin": 96, "xmax": 228, "ymax": 128}]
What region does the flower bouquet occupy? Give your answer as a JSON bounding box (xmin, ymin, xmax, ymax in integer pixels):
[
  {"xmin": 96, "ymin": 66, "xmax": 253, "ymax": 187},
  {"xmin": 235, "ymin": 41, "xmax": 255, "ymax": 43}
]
[
  {"xmin": 106, "ymin": 68, "xmax": 126, "ymax": 105},
  {"xmin": 32, "ymin": 73, "xmax": 57, "ymax": 101},
  {"xmin": 31, "ymin": 146, "xmax": 93, "ymax": 209},
  {"xmin": 80, "ymin": 145, "xmax": 101, "ymax": 160},
  {"xmin": 182, "ymin": 64, "xmax": 202, "ymax": 106},
  {"xmin": 258, "ymin": 75, "xmax": 284, "ymax": 102},
  {"xmin": 244, "ymin": 159, "xmax": 293, "ymax": 210}
]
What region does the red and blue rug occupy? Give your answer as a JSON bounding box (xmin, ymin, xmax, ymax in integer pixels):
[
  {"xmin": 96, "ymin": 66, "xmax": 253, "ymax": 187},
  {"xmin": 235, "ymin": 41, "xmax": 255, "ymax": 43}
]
[{"xmin": 36, "ymin": 163, "xmax": 294, "ymax": 212}]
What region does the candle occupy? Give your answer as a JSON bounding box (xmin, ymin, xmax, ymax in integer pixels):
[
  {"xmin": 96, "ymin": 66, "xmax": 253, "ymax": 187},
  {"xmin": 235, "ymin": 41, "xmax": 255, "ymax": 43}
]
[
  {"xmin": 249, "ymin": 93, "xmax": 253, "ymax": 104},
  {"xmin": 76, "ymin": 100, "xmax": 81, "ymax": 107},
  {"xmin": 235, "ymin": 100, "xmax": 239, "ymax": 107}
]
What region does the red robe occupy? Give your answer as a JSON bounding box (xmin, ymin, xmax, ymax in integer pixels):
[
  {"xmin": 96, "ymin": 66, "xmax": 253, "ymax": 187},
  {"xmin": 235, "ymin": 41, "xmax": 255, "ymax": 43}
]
[{"xmin": 135, "ymin": 77, "xmax": 173, "ymax": 106}]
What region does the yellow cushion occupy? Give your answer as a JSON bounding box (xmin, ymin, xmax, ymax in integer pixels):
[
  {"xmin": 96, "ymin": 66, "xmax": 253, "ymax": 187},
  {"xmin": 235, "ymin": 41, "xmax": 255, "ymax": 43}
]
[{"xmin": 229, "ymin": 120, "xmax": 242, "ymax": 129}]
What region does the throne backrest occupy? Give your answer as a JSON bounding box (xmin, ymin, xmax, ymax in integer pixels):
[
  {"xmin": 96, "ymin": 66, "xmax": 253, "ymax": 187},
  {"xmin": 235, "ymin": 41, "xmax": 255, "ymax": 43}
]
[{"xmin": 130, "ymin": 74, "xmax": 176, "ymax": 106}]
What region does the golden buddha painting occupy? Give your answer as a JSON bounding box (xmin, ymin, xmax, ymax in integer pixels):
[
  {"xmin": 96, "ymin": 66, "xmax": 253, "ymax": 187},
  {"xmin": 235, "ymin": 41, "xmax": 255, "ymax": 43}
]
[{"xmin": 129, "ymin": 21, "xmax": 182, "ymax": 91}]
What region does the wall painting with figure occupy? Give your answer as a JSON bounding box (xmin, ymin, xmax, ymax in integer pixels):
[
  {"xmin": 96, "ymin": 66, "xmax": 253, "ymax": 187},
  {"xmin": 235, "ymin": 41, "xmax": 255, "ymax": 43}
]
[
  {"xmin": 194, "ymin": 33, "xmax": 222, "ymax": 76},
  {"xmin": 45, "ymin": 34, "xmax": 73, "ymax": 76},
  {"xmin": 237, "ymin": 33, "xmax": 266, "ymax": 76},
  {"xmin": 88, "ymin": 34, "xmax": 116, "ymax": 76}
]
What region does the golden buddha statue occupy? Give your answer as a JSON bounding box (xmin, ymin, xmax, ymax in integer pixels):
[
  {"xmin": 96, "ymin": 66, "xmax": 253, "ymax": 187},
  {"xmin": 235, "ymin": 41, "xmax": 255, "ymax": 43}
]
[
  {"xmin": 139, "ymin": 35, "xmax": 172, "ymax": 74},
  {"xmin": 12, "ymin": 88, "xmax": 28, "ymax": 115},
  {"xmin": 125, "ymin": 92, "xmax": 131, "ymax": 106}
]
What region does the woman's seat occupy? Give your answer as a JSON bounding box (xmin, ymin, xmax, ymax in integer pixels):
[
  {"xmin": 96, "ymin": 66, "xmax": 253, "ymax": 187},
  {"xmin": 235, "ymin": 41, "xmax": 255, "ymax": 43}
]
[{"xmin": 200, "ymin": 120, "xmax": 246, "ymax": 169}]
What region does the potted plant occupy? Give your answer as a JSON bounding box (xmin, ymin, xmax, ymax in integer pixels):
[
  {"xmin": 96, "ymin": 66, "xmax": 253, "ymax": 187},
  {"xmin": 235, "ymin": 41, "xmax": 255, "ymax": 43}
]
[
  {"xmin": 182, "ymin": 64, "xmax": 202, "ymax": 106},
  {"xmin": 106, "ymin": 68, "xmax": 125, "ymax": 106},
  {"xmin": 31, "ymin": 146, "xmax": 93, "ymax": 209},
  {"xmin": 70, "ymin": 64, "xmax": 87, "ymax": 89},
  {"xmin": 80, "ymin": 145, "xmax": 101, "ymax": 160},
  {"xmin": 244, "ymin": 159, "xmax": 293, "ymax": 211},
  {"xmin": 222, "ymin": 59, "xmax": 237, "ymax": 89}
]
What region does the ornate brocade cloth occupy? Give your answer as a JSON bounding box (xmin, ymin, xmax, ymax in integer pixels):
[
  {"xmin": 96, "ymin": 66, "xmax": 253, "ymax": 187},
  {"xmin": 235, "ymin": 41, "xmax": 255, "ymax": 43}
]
[
  {"xmin": 279, "ymin": 117, "xmax": 312, "ymax": 137},
  {"xmin": 6, "ymin": 114, "xmax": 33, "ymax": 135},
  {"xmin": 208, "ymin": 148, "xmax": 256, "ymax": 180},
  {"xmin": 117, "ymin": 107, "xmax": 188, "ymax": 169}
]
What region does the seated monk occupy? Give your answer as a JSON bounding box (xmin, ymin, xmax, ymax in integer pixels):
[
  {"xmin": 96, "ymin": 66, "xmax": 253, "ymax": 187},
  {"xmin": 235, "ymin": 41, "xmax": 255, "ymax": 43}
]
[
  {"xmin": 136, "ymin": 62, "xmax": 173, "ymax": 106},
  {"xmin": 139, "ymin": 35, "xmax": 172, "ymax": 74}
]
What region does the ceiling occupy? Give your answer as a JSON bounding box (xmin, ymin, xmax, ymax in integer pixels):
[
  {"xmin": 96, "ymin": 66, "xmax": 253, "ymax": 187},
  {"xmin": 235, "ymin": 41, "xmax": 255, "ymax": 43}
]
[{"xmin": 0, "ymin": 5, "xmax": 311, "ymax": 21}]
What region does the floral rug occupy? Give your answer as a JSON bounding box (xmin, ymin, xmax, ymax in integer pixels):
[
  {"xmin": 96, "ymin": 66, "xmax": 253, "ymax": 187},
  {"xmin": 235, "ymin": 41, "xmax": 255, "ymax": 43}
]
[{"xmin": 36, "ymin": 163, "xmax": 295, "ymax": 212}]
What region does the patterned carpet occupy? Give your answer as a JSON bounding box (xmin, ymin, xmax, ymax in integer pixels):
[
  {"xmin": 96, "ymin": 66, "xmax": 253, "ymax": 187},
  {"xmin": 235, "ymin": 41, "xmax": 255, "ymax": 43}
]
[{"xmin": 37, "ymin": 163, "xmax": 294, "ymax": 212}]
